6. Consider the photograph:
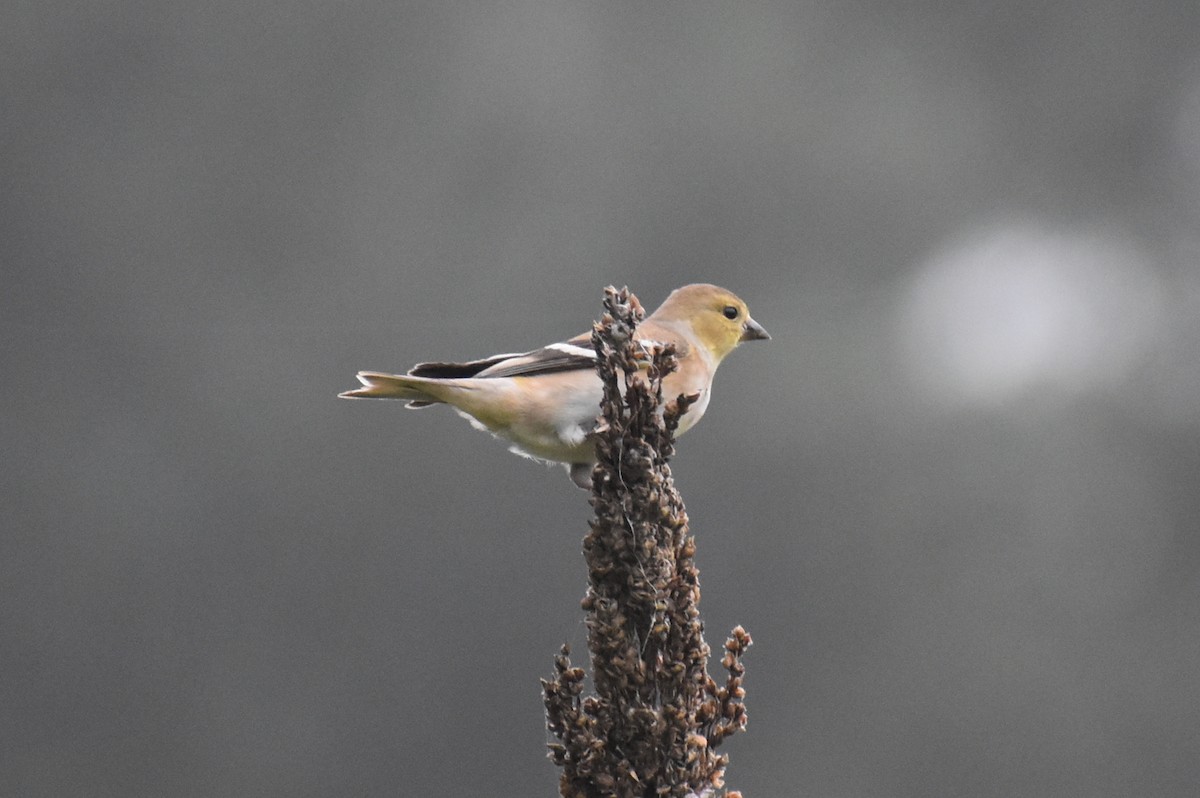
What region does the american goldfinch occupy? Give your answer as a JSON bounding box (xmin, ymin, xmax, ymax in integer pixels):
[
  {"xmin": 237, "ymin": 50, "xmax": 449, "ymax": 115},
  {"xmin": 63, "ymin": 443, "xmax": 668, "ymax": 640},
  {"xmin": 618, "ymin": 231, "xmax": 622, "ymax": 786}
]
[{"xmin": 339, "ymin": 283, "xmax": 769, "ymax": 488}]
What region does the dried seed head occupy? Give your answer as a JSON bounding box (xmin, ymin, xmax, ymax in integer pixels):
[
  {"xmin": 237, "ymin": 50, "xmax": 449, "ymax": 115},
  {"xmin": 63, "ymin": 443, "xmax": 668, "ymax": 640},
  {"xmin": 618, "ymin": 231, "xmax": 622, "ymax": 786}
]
[{"xmin": 544, "ymin": 286, "xmax": 751, "ymax": 797}]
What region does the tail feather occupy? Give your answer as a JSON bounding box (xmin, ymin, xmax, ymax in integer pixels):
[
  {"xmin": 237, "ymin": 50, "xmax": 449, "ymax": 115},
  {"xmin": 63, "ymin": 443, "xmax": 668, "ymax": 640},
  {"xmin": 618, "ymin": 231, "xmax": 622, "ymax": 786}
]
[{"xmin": 338, "ymin": 371, "xmax": 442, "ymax": 407}]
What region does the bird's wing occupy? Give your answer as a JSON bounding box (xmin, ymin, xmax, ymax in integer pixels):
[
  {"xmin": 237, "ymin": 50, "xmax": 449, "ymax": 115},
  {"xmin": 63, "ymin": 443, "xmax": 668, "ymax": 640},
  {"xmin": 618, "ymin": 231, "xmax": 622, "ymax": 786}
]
[
  {"xmin": 409, "ymin": 332, "xmax": 596, "ymax": 380},
  {"xmin": 407, "ymin": 352, "xmax": 528, "ymax": 379},
  {"xmin": 473, "ymin": 333, "xmax": 597, "ymax": 378},
  {"xmin": 407, "ymin": 321, "xmax": 691, "ymax": 383}
]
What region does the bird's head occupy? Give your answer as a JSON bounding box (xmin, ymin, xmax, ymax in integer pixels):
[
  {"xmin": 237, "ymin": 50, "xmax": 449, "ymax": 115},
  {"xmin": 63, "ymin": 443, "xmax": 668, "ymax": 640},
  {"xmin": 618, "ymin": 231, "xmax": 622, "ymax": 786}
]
[{"xmin": 651, "ymin": 283, "xmax": 770, "ymax": 362}]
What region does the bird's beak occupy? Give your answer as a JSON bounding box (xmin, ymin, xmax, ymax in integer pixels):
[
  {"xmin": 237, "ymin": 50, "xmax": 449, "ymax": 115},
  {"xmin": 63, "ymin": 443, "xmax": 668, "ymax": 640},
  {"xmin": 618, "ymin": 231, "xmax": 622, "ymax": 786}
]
[{"xmin": 740, "ymin": 317, "xmax": 771, "ymax": 342}]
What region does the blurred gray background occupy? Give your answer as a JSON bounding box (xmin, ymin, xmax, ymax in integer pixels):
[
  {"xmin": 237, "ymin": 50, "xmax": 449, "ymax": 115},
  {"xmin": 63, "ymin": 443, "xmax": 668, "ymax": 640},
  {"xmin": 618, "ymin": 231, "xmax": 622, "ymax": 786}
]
[{"xmin": 4, "ymin": 2, "xmax": 1200, "ymax": 796}]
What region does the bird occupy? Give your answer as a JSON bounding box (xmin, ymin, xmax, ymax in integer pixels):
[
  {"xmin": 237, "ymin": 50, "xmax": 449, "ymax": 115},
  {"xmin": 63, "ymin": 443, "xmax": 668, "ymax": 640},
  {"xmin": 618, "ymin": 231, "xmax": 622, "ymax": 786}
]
[{"xmin": 339, "ymin": 283, "xmax": 769, "ymax": 488}]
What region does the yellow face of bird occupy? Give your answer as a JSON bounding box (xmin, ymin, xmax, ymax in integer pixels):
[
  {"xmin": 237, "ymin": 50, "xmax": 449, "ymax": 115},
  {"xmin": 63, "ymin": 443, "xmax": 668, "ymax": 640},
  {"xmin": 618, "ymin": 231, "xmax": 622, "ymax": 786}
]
[{"xmin": 653, "ymin": 284, "xmax": 770, "ymax": 362}]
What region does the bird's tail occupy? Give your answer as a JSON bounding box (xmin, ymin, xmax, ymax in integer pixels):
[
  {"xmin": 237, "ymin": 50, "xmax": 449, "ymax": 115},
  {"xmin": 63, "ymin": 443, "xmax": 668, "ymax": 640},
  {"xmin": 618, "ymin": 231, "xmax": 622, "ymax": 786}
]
[{"xmin": 338, "ymin": 371, "xmax": 445, "ymax": 407}]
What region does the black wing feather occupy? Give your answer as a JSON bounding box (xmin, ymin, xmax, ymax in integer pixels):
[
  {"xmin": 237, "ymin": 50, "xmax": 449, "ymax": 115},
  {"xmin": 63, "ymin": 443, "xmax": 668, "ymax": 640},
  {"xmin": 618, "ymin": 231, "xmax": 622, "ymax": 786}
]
[
  {"xmin": 408, "ymin": 344, "xmax": 595, "ymax": 381},
  {"xmin": 408, "ymin": 353, "xmax": 520, "ymax": 379},
  {"xmin": 475, "ymin": 347, "xmax": 595, "ymax": 378},
  {"xmin": 408, "ymin": 332, "xmax": 596, "ymax": 381}
]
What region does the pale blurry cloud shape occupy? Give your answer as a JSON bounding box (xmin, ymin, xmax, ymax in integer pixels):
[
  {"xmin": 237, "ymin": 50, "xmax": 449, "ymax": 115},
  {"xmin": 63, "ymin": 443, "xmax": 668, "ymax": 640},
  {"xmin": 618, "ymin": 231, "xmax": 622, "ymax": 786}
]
[{"xmin": 897, "ymin": 222, "xmax": 1165, "ymax": 407}]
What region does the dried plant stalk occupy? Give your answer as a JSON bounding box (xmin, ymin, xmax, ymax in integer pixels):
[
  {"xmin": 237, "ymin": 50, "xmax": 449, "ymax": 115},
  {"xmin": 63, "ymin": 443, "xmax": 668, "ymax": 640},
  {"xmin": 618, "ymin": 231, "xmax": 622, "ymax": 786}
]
[{"xmin": 542, "ymin": 286, "xmax": 750, "ymax": 798}]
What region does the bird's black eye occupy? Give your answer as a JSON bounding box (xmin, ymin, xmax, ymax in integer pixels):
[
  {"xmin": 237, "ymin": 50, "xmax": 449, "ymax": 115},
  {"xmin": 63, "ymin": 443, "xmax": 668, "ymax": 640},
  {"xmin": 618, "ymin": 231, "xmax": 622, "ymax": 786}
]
[{"xmin": 723, "ymin": 305, "xmax": 739, "ymax": 320}]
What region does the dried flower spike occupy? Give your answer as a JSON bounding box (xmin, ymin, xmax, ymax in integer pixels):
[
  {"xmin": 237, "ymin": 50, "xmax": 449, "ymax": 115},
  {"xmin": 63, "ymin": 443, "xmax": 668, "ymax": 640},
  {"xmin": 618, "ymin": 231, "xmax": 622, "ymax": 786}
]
[{"xmin": 543, "ymin": 286, "xmax": 751, "ymax": 798}]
